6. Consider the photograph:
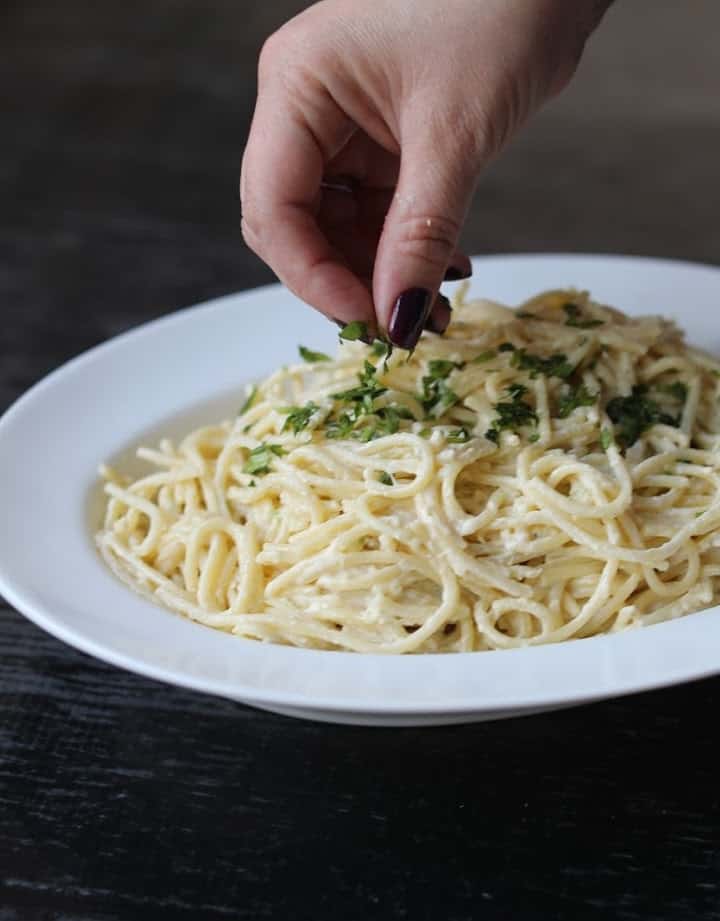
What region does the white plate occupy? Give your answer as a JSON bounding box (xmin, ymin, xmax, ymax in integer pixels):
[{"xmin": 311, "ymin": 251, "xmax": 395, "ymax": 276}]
[{"xmin": 2, "ymin": 254, "xmax": 720, "ymax": 726}]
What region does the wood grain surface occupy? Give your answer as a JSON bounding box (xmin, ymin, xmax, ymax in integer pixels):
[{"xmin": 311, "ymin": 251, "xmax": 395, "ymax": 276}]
[{"xmin": 2, "ymin": 2, "xmax": 719, "ymax": 918}]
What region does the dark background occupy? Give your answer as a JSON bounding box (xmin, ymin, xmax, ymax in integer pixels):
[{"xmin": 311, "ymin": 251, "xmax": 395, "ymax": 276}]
[{"xmin": 2, "ymin": 2, "xmax": 720, "ymax": 918}]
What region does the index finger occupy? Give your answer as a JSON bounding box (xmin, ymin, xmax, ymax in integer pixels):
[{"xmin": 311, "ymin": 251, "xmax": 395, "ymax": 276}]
[{"xmin": 240, "ymin": 80, "xmax": 377, "ymax": 331}]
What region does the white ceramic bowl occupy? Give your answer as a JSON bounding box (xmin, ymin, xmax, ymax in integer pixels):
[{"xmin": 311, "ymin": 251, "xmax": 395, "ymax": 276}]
[{"xmin": 2, "ymin": 254, "xmax": 720, "ymax": 726}]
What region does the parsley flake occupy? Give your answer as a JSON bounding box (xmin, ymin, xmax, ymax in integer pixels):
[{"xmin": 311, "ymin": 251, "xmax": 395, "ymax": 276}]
[
  {"xmin": 557, "ymin": 384, "xmax": 597, "ymax": 419},
  {"xmin": 447, "ymin": 427, "xmax": 471, "ymax": 443},
  {"xmin": 485, "ymin": 387, "xmax": 538, "ymax": 444},
  {"xmin": 298, "ymin": 345, "xmax": 331, "ymax": 363},
  {"xmin": 243, "ymin": 443, "xmax": 286, "ymax": 476},
  {"xmin": 511, "ymin": 349, "xmax": 574, "ymax": 380},
  {"xmin": 658, "ymin": 380, "xmax": 688, "ymax": 403},
  {"xmin": 563, "ymin": 303, "xmax": 604, "ymax": 329},
  {"xmin": 339, "ymin": 321, "xmax": 369, "ymax": 342},
  {"xmin": 239, "ymin": 385, "xmax": 258, "ymax": 416},
  {"xmin": 420, "ymin": 359, "xmax": 462, "ymax": 418},
  {"xmin": 282, "ymin": 402, "xmax": 320, "ymax": 434},
  {"xmin": 606, "ymin": 386, "xmax": 679, "ymax": 448},
  {"xmin": 471, "ymin": 350, "xmax": 497, "ymax": 364},
  {"xmin": 377, "ymin": 470, "xmax": 394, "ymax": 486}
]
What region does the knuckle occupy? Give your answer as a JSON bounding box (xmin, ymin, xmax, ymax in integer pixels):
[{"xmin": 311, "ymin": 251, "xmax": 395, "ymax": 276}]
[
  {"xmin": 393, "ymin": 213, "xmax": 460, "ymax": 270},
  {"xmin": 257, "ymin": 27, "xmax": 297, "ymax": 84}
]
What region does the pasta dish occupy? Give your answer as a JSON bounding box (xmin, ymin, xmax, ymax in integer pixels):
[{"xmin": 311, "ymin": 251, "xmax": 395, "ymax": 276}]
[{"xmin": 97, "ymin": 287, "xmax": 720, "ymax": 653}]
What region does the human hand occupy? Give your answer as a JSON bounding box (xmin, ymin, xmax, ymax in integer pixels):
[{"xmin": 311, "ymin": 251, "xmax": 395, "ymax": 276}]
[{"xmin": 241, "ymin": 0, "xmax": 611, "ymax": 349}]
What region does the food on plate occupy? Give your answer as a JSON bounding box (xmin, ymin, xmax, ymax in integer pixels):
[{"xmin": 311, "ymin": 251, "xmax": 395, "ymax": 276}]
[{"xmin": 97, "ymin": 287, "xmax": 720, "ymax": 653}]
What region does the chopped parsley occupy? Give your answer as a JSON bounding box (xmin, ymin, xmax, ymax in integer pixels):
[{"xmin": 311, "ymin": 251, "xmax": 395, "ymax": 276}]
[
  {"xmin": 557, "ymin": 384, "xmax": 597, "ymax": 419},
  {"xmin": 239, "ymin": 385, "xmax": 258, "ymax": 416},
  {"xmin": 528, "ymin": 432, "xmax": 540, "ymax": 443},
  {"xmin": 606, "ymin": 385, "xmax": 679, "ymax": 448},
  {"xmin": 658, "ymin": 380, "xmax": 688, "ymax": 402},
  {"xmin": 325, "ymin": 412, "xmax": 355, "ymax": 440},
  {"xmin": 420, "ymin": 359, "xmax": 462, "ymax": 418},
  {"xmin": 506, "ymin": 382, "xmax": 529, "ymax": 399},
  {"xmin": 338, "ymin": 320, "xmax": 369, "ymax": 342},
  {"xmin": 471, "ymin": 349, "xmax": 497, "ymax": 364},
  {"xmin": 298, "ymin": 345, "xmax": 331, "ymax": 363},
  {"xmin": 485, "ymin": 385, "xmax": 538, "ymax": 444},
  {"xmin": 447, "ymin": 427, "xmax": 471, "ymax": 443},
  {"xmin": 243, "ymin": 443, "xmax": 286, "ymax": 476},
  {"xmin": 563, "ymin": 303, "xmax": 604, "ymax": 329},
  {"xmin": 332, "ymin": 360, "xmax": 387, "ymax": 410},
  {"xmin": 377, "ymin": 470, "xmax": 394, "ymax": 486},
  {"xmin": 325, "ymin": 361, "xmax": 413, "ymax": 441},
  {"xmin": 600, "ymin": 428, "xmax": 613, "ymax": 451},
  {"xmin": 511, "ymin": 349, "xmax": 574, "ymax": 380},
  {"xmin": 282, "ymin": 401, "xmax": 320, "ymax": 434}
]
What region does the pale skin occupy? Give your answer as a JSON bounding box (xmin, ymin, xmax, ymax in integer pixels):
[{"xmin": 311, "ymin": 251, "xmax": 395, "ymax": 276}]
[{"xmin": 241, "ymin": 0, "xmax": 613, "ymax": 350}]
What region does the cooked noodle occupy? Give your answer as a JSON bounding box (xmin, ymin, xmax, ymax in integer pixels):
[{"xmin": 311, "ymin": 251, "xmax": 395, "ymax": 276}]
[{"xmin": 96, "ymin": 287, "xmax": 720, "ymax": 652}]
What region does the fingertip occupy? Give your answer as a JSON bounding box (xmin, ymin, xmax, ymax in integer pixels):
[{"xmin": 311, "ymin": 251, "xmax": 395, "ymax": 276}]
[{"xmin": 425, "ymin": 293, "xmax": 452, "ymax": 334}]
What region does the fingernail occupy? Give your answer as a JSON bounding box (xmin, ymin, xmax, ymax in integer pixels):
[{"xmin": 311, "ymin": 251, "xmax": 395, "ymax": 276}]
[
  {"xmin": 425, "ymin": 294, "xmax": 452, "ymax": 335},
  {"xmin": 443, "ymin": 265, "xmax": 472, "ymax": 281},
  {"xmin": 388, "ymin": 288, "xmax": 433, "ymax": 350}
]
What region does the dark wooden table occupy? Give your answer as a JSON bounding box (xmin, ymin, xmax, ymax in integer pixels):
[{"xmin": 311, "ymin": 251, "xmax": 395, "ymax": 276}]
[{"xmin": 2, "ymin": 2, "xmax": 720, "ymax": 918}]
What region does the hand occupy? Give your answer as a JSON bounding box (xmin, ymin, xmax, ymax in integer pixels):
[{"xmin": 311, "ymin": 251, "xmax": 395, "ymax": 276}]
[{"xmin": 241, "ymin": 0, "xmax": 611, "ymax": 349}]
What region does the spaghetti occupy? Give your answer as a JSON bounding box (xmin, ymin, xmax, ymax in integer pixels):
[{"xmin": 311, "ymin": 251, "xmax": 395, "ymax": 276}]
[{"xmin": 97, "ymin": 287, "xmax": 720, "ymax": 652}]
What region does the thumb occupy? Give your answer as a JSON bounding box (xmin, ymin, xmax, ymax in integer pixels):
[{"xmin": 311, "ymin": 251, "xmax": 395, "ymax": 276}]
[{"xmin": 373, "ymin": 137, "xmax": 479, "ymax": 349}]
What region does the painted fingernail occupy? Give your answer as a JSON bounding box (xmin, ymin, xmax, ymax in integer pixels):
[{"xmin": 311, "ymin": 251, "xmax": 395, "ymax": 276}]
[
  {"xmin": 425, "ymin": 294, "xmax": 452, "ymax": 335},
  {"xmin": 443, "ymin": 265, "xmax": 472, "ymax": 281},
  {"xmin": 388, "ymin": 288, "xmax": 433, "ymax": 350}
]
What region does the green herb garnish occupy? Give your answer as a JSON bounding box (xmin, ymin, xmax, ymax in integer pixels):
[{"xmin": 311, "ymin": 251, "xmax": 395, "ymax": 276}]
[
  {"xmin": 325, "ymin": 412, "xmax": 355, "ymax": 440},
  {"xmin": 339, "ymin": 320, "xmax": 369, "ymax": 342},
  {"xmin": 428, "ymin": 359, "xmax": 464, "ymax": 378},
  {"xmin": 528, "ymin": 432, "xmax": 540, "ymax": 443},
  {"xmin": 377, "ymin": 471, "xmax": 393, "ymax": 486},
  {"xmin": 485, "ymin": 387, "xmax": 538, "ymax": 445},
  {"xmin": 563, "ymin": 303, "xmax": 604, "ymax": 329},
  {"xmin": 239, "ymin": 385, "xmax": 258, "ymax": 416},
  {"xmin": 332, "ymin": 360, "xmax": 387, "ymax": 409},
  {"xmin": 600, "ymin": 428, "xmax": 613, "ymax": 451},
  {"xmin": 471, "ymin": 350, "xmax": 497, "ymax": 364},
  {"xmin": 325, "ymin": 361, "xmax": 414, "ymax": 441},
  {"xmin": 447, "ymin": 427, "xmax": 471, "ymax": 443},
  {"xmin": 498, "ymin": 342, "xmax": 516, "ymax": 353},
  {"xmin": 371, "ymin": 337, "xmax": 394, "ymax": 371},
  {"xmin": 420, "ymin": 359, "xmax": 462, "ymax": 418},
  {"xmin": 282, "ymin": 401, "xmax": 320, "ymax": 434},
  {"xmin": 658, "ymin": 380, "xmax": 688, "ymax": 402},
  {"xmin": 511, "ymin": 349, "xmax": 574, "ymax": 380},
  {"xmin": 243, "ymin": 443, "xmax": 286, "ymax": 476},
  {"xmin": 606, "ymin": 386, "xmax": 679, "ymax": 448},
  {"xmin": 506, "ymin": 382, "xmax": 529, "ymax": 400},
  {"xmin": 557, "ymin": 384, "xmax": 597, "ymax": 419},
  {"xmin": 298, "ymin": 345, "xmax": 331, "ymax": 363}
]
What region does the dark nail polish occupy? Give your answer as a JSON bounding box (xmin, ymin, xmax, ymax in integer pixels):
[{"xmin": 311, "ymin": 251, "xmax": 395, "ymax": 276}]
[
  {"xmin": 425, "ymin": 294, "xmax": 452, "ymax": 334},
  {"xmin": 443, "ymin": 265, "xmax": 472, "ymax": 281},
  {"xmin": 388, "ymin": 288, "xmax": 433, "ymax": 350}
]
